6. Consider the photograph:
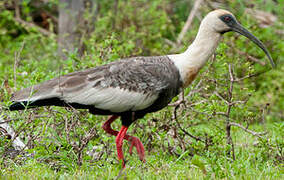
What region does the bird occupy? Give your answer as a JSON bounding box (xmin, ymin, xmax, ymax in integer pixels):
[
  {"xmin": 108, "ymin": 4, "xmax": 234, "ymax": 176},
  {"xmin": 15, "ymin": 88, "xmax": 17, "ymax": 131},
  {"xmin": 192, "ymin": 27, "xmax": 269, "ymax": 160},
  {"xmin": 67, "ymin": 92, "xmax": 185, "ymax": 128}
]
[{"xmin": 9, "ymin": 9, "xmax": 275, "ymax": 167}]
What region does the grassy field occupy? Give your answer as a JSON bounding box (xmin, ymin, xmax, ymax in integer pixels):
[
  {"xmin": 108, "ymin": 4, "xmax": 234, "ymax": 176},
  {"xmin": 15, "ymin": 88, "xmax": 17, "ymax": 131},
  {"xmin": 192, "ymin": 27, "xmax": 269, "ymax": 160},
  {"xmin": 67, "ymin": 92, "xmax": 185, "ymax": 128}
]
[
  {"xmin": 0, "ymin": 0, "xmax": 283, "ymax": 179},
  {"xmin": 1, "ymin": 123, "xmax": 283, "ymax": 179}
]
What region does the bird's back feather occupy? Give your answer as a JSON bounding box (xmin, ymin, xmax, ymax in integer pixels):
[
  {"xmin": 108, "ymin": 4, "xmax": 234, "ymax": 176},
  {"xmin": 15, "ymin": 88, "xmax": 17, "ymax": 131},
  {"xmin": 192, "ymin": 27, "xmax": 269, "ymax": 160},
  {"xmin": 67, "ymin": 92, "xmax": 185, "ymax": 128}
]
[{"xmin": 10, "ymin": 56, "xmax": 181, "ymax": 113}]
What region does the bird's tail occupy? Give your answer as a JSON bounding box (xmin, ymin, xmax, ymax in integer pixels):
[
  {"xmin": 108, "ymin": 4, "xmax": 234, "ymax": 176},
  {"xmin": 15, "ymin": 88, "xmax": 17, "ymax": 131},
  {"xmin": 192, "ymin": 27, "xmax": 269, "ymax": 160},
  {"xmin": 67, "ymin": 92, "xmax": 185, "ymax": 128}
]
[
  {"xmin": 9, "ymin": 97, "xmax": 93, "ymax": 111},
  {"xmin": 9, "ymin": 101, "xmax": 29, "ymax": 111},
  {"xmin": 9, "ymin": 79, "xmax": 62, "ymax": 111},
  {"xmin": 9, "ymin": 98, "xmax": 66, "ymax": 111}
]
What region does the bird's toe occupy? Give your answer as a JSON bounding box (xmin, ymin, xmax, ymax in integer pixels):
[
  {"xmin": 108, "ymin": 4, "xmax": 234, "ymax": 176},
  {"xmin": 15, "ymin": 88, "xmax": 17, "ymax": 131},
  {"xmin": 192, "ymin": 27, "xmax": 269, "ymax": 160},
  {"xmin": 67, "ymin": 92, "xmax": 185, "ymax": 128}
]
[{"xmin": 128, "ymin": 136, "xmax": 145, "ymax": 162}]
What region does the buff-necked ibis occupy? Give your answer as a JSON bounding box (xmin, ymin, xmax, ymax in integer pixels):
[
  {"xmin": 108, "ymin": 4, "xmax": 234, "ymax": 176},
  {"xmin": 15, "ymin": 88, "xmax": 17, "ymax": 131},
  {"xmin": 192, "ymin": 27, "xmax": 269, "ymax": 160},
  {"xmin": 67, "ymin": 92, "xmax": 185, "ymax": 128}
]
[{"xmin": 9, "ymin": 9, "xmax": 275, "ymax": 167}]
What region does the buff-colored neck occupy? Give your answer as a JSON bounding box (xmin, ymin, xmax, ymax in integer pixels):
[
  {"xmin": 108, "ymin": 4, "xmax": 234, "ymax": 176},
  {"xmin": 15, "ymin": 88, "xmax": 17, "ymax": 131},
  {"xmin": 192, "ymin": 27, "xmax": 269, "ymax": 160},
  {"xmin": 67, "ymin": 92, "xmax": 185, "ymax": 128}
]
[{"xmin": 168, "ymin": 20, "xmax": 222, "ymax": 87}]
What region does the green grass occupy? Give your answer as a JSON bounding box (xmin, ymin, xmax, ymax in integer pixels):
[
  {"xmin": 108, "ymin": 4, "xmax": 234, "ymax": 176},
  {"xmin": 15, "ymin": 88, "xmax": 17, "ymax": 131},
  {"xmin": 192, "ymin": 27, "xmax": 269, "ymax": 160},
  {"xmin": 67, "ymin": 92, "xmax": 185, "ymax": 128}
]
[{"xmin": 1, "ymin": 123, "xmax": 283, "ymax": 179}]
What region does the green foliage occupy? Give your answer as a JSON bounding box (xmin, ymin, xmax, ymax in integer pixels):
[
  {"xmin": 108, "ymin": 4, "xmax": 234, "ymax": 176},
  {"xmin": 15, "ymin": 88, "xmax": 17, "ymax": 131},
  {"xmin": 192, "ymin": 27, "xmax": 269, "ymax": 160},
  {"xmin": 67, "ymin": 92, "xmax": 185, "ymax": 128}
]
[{"xmin": 0, "ymin": 0, "xmax": 283, "ymax": 179}]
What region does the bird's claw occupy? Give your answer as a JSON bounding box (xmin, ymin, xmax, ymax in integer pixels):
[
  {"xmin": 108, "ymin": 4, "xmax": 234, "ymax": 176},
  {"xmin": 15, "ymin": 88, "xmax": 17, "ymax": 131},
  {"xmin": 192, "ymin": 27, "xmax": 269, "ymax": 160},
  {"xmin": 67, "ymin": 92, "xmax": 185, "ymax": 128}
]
[{"xmin": 128, "ymin": 136, "xmax": 145, "ymax": 162}]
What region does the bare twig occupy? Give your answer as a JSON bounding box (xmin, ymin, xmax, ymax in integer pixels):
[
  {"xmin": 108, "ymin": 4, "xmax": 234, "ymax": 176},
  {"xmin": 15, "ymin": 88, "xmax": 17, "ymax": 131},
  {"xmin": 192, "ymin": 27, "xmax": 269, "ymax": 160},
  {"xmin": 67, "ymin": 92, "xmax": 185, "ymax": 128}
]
[
  {"xmin": 186, "ymin": 79, "xmax": 203, "ymax": 98},
  {"xmin": 214, "ymin": 91, "xmax": 228, "ymax": 104},
  {"xmin": 0, "ymin": 116, "xmax": 26, "ymax": 150},
  {"xmin": 236, "ymin": 48, "xmax": 266, "ymax": 66},
  {"xmin": 229, "ymin": 122, "xmax": 267, "ymax": 138},
  {"xmin": 188, "ymin": 99, "xmax": 208, "ymax": 107},
  {"xmin": 226, "ymin": 42, "xmax": 266, "ymax": 66},
  {"xmin": 164, "ymin": 38, "xmax": 177, "ymax": 47},
  {"xmin": 233, "ymin": 69, "xmax": 269, "ymax": 82},
  {"xmin": 177, "ymin": 0, "xmax": 203, "ymax": 45},
  {"xmin": 13, "ymin": 41, "xmax": 25, "ymax": 90},
  {"xmin": 225, "ymin": 64, "xmax": 235, "ymax": 160},
  {"xmin": 76, "ymin": 125, "xmax": 99, "ymax": 165},
  {"xmin": 169, "ymin": 90, "xmax": 185, "ymax": 107},
  {"xmin": 14, "ymin": 18, "xmax": 53, "ymax": 36},
  {"xmin": 12, "ymin": 0, "xmax": 53, "ymax": 36},
  {"xmin": 174, "ymin": 116, "xmax": 205, "ymax": 143},
  {"xmin": 213, "ymin": 114, "xmax": 268, "ymax": 138},
  {"xmin": 63, "ymin": 107, "xmax": 99, "ymax": 165}
]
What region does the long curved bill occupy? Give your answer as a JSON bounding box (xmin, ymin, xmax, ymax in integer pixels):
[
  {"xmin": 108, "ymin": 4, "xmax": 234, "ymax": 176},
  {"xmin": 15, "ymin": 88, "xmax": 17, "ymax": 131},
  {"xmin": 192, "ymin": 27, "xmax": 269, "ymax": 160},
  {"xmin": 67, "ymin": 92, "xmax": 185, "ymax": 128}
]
[{"xmin": 231, "ymin": 22, "xmax": 275, "ymax": 68}]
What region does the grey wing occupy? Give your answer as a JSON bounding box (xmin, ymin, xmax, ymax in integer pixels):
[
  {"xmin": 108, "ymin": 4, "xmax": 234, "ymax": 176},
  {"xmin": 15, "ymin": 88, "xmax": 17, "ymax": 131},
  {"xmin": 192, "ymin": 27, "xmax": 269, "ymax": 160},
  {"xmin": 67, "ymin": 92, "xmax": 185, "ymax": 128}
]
[{"xmin": 11, "ymin": 56, "xmax": 181, "ymax": 113}]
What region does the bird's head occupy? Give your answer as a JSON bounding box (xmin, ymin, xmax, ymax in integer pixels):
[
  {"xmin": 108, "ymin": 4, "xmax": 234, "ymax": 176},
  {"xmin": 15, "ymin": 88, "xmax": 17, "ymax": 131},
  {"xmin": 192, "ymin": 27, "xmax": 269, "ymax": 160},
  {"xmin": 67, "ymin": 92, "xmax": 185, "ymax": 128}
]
[{"xmin": 203, "ymin": 9, "xmax": 275, "ymax": 68}]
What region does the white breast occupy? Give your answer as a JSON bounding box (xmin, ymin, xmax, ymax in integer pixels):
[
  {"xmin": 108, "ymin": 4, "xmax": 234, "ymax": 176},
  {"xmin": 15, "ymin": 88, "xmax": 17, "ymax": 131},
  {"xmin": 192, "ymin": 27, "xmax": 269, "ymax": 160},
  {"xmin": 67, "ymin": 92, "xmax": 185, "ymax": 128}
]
[{"xmin": 62, "ymin": 86, "xmax": 158, "ymax": 112}]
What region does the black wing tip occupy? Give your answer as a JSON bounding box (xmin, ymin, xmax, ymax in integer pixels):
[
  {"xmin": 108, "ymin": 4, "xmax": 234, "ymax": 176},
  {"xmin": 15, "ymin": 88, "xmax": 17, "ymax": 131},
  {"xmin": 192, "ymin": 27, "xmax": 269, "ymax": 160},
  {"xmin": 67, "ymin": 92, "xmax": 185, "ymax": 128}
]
[
  {"xmin": 9, "ymin": 98, "xmax": 64, "ymax": 111},
  {"xmin": 9, "ymin": 102, "xmax": 29, "ymax": 111},
  {"xmin": 9, "ymin": 98, "xmax": 96, "ymax": 111},
  {"xmin": 9, "ymin": 99, "xmax": 56, "ymax": 111}
]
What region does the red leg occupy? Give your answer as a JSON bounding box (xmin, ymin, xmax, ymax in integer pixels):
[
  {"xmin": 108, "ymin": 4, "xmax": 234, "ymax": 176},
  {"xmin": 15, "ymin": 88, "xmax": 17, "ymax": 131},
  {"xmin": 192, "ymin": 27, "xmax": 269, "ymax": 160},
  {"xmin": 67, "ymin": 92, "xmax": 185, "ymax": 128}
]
[
  {"xmin": 102, "ymin": 116, "xmax": 145, "ymax": 164},
  {"xmin": 102, "ymin": 115, "xmax": 119, "ymax": 136},
  {"xmin": 116, "ymin": 125, "xmax": 128, "ymax": 167},
  {"xmin": 127, "ymin": 136, "xmax": 145, "ymax": 162}
]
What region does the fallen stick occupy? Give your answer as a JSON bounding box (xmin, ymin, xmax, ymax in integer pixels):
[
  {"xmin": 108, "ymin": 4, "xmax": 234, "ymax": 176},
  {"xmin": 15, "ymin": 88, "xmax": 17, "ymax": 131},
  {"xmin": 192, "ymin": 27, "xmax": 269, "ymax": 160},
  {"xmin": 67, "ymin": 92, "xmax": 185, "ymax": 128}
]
[{"xmin": 0, "ymin": 116, "xmax": 26, "ymax": 150}]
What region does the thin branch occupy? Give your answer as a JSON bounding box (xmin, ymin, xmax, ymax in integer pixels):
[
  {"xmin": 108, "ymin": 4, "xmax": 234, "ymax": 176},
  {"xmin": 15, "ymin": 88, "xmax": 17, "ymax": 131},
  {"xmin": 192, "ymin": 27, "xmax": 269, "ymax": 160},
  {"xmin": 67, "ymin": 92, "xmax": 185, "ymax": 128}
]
[
  {"xmin": 14, "ymin": 17, "xmax": 53, "ymax": 36},
  {"xmin": 233, "ymin": 70, "xmax": 269, "ymax": 82},
  {"xmin": 226, "ymin": 64, "xmax": 235, "ymax": 160},
  {"xmin": 13, "ymin": 0, "xmax": 53, "ymax": 37},
  {"xmin": 169, "ymin": 90, "xmax": 185, "ymax": 107},
  {"xmin": 177, "ymin": 0, "xmax": 203, "ymax": 45},
  {"xmin": 215, "ymin": 112, "xmax": 227, "ymax": 117},
  {"xmin": 188, "ymin": 99, "xmax": 208, "ymax": 107},
  {"xmin": 226, "ymin": 41, "xmax": 266, "ymax": 66},
  {"xmin": 164, "ymin": 38, "xmax": 177, "ymax": 47},
  {"xmin": 13, "ymin": 42, "xmax": 25, "ymax": 90},
  {"xmin": 214, "ymin": 91, "xmax": 228, "ymax": 104},
  {"xmin": 186, "ymin": 79, "xmax": 203, "ymax": 98},
  {"xmin": 235, "ymin": 48, "xmax": 266, "ymax": 66},
  {"xmin": 230, "ymin": 100, "xmax": 248, "ymax": 105},
  {"xmin": 174, "ymin": 116, "xmax": 205, "ymax": 143},
  {"xmin": 229, "ymin": 122, "xmax": 267, "ymax": 138},
  {"xmin": 0, "ymin": 116, "xmax": 26, "ymax": 150}
]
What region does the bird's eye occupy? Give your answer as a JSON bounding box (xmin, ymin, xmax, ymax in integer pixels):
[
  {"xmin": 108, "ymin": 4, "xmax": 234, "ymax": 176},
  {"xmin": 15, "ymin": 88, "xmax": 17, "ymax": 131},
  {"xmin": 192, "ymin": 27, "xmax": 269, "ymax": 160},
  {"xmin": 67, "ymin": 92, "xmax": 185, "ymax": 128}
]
[{"xmin": 224, "ymin": 16, "xmax": 231, "ymax": 22}]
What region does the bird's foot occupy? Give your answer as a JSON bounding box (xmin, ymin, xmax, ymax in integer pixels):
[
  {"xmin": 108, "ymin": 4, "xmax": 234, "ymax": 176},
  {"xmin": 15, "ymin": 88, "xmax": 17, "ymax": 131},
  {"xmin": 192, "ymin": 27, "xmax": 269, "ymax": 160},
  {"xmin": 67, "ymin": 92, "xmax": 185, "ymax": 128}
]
[{"xmin": 128, "ymin": 136, "xmax": 145, "ymax": 162}]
